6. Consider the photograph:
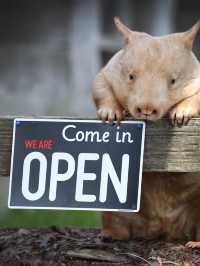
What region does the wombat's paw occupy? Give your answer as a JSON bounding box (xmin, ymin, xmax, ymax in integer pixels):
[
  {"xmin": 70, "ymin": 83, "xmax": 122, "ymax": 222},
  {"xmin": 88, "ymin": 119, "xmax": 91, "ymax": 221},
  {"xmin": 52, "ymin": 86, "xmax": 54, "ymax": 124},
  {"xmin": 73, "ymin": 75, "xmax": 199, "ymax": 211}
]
[
  {"xmin": 100, "ymin": 228, "xmax": 131, "ymax": 241},
  {"xmin": 99, "ymin": 230, "xmax": 114, "ymax": 242},
  {"xmin": 169, "ymin": 101, "xmax": 199, "ymax": 126},
  {"xmin": 185, "ymin": 241, "xmax": 200, "ymax": 248},
  {"xmin": 97, "ymin": 107, "xmax": 124, "ymax": 123}
]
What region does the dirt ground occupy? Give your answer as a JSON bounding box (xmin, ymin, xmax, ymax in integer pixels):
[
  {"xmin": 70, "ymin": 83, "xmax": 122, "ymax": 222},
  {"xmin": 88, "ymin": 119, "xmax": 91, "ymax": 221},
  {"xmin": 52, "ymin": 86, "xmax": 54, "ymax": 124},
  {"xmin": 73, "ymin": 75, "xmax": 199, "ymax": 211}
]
[{"xmin": 0, "ymin": 228, "xmax": 200, "ymax": 266}]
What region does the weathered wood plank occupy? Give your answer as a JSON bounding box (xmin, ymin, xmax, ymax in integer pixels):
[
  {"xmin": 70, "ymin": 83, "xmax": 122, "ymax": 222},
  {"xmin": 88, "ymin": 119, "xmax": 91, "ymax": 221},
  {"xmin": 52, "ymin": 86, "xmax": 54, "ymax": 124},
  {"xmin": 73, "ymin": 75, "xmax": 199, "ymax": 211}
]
[{"xmin": 0, "ymin": 116, "xmax": 200, "ymax": 176}]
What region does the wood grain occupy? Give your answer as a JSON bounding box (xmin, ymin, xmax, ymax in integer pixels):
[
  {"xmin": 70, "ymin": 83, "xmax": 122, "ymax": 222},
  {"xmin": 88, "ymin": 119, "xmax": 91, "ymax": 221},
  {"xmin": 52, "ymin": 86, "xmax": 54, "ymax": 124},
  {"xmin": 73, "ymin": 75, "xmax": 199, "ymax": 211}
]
[{"xmin": 0, "ymin": 116, "xmax": 200, "ymax": 176}]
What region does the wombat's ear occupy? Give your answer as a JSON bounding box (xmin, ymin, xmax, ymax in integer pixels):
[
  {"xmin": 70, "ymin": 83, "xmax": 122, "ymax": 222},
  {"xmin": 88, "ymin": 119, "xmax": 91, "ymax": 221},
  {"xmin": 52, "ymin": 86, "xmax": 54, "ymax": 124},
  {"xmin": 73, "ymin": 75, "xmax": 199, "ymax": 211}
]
[
  {"xmin": 114, "ymin": 17, "xmax": 131, "ymax": 45},
  {"xmin": 182, "ymin": 20, "xmax": 200, "ymax": 49}
]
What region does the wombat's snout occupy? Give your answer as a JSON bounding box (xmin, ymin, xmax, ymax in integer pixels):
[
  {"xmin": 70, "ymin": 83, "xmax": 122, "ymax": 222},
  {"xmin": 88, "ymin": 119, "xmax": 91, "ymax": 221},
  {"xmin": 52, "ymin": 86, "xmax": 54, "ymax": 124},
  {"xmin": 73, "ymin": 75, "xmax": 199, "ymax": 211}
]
[{"xmin": 134, "ymin": 104, "xmax": 160, "ymax": 120}]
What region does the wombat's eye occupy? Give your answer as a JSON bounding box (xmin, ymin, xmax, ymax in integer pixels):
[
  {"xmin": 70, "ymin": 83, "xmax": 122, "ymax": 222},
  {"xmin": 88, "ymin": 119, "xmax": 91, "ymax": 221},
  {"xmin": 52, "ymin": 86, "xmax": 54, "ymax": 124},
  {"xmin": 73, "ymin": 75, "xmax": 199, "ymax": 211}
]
[
  {"xmin": 171, "ymin": 78, "xmax": 176, "ymax": 85},
  {"xmin": 129, "ymin": 74, "xmax": 134, "ymax": 81}
]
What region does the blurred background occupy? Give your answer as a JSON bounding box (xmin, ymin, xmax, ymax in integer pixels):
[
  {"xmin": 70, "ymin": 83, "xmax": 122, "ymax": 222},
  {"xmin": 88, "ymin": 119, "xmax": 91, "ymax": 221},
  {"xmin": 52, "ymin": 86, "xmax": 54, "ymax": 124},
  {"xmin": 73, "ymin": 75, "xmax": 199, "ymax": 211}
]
[{"xmin": 0, "ymin": 0, "xmax": 199, "ymax": 228}]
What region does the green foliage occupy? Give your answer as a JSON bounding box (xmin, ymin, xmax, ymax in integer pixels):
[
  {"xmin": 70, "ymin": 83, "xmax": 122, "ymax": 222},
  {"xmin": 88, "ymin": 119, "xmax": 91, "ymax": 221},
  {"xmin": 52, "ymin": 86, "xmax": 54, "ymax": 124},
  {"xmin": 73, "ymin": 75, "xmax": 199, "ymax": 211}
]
[
  {"xmin": 0, "ymin": 180, "xmax": 101, "ymax": 229},
  {"xmin": 0, "ymin": 210, "xmax": 101, "ymax": 228}
]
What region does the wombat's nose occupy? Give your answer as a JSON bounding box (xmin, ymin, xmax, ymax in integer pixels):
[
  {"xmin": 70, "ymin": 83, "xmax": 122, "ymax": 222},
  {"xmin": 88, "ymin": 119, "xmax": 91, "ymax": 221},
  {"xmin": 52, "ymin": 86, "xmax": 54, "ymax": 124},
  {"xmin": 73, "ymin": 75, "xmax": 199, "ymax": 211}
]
[{"xmin": 136, "ymin": 106, "xmax": 157, "ymax": 116}]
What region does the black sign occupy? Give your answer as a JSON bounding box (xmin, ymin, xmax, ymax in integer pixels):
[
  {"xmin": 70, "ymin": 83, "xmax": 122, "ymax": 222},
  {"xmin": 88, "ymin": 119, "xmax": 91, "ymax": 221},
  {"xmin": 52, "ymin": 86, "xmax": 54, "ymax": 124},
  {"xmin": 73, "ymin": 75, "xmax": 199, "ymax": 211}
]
[{"xmin": 8, "ymin": 119, "xmax": 145, "ymax": 212}]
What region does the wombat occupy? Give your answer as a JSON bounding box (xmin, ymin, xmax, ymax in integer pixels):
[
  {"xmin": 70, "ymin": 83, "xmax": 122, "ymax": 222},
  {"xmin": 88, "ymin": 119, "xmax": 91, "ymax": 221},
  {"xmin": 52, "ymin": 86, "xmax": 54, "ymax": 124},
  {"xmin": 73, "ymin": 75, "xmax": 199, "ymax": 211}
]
[{"xmin": 92, "ymin": 17, "xmax": 200, "ymax": 248}]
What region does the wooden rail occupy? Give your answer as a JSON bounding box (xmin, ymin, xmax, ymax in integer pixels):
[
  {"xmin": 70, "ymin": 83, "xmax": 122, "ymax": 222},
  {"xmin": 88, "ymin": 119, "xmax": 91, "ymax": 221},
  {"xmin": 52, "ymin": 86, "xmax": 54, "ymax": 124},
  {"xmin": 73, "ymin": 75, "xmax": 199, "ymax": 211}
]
[{"xmin": 0, "ymin": 116, "xmax": 200, "ymax": 176}]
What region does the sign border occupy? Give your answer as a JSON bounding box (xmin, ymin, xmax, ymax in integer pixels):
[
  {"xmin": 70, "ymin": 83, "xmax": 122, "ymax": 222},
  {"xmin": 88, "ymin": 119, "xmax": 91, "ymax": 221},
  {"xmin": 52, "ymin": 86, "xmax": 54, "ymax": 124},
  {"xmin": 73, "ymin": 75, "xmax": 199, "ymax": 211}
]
[{"xmin": 8, "ymin": 118, "xmax": 146, "ymax": 212}]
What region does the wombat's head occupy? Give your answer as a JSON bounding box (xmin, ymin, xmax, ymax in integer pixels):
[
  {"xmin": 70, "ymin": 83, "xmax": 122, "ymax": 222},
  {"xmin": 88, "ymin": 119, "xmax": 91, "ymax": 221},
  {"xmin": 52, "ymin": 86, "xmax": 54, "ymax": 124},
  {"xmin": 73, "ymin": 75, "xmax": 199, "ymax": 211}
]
[{"xmin": 114, "ymin": 17, "xmax": 200, "ymax": 121}]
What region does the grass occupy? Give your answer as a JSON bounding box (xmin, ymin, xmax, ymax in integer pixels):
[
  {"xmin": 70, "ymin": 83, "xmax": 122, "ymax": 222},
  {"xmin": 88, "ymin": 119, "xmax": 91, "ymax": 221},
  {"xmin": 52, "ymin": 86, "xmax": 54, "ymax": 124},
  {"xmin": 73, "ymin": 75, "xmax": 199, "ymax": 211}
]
[
  {"xmin": 0, "ymin": 210, "xmax": 101, "ymax": 228},
  {"xmin": 0, "ymin": 180, "xmax": 101, "ymax": 229}
]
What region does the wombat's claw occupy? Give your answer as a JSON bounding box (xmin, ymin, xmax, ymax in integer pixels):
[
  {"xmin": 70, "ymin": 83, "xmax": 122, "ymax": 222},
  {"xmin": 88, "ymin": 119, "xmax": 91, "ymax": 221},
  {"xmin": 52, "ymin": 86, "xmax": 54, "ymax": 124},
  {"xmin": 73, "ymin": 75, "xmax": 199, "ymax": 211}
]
[
  {"xmin": 169, "ymin": 108, "xmax": 193, "ymax": 126},
  {"xmin": 98, "ymin": 231, "xmax": 114, "ymax": 242},
  {"xmin": 185, "ymin": 241, "xmax": 200, "ymax": 248},
  {"xmin": 169, "ymin": 99, "xmax": 199, "ymax": 126},
  {"xmin": 170, "ymin": 113, "xmax": 190, "ymax": 126},
  {"xmin": 97, "ymin": 107, "xmax": 124, "ymax": 123}
]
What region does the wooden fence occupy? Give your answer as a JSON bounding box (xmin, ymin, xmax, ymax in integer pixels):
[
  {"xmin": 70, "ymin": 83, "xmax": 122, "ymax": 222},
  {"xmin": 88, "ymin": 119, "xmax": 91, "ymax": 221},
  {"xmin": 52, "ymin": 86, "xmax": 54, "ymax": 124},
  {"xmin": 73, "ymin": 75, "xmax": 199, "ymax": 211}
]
[{"xmin": 0, "ymin": 116, "xmax": 200, "ymax": 176}]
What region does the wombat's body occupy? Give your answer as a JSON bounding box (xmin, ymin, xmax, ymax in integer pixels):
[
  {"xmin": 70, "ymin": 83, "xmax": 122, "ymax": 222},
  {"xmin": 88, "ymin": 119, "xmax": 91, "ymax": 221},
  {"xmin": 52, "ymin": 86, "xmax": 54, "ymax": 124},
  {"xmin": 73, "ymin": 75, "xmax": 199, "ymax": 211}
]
[
  {"xmin": 92, "ymin": 18, "xmax": 200, "ymax": 247},
  {"xmin": 102, "ymin": 172, "xmax": 200, "ymax": 242}
]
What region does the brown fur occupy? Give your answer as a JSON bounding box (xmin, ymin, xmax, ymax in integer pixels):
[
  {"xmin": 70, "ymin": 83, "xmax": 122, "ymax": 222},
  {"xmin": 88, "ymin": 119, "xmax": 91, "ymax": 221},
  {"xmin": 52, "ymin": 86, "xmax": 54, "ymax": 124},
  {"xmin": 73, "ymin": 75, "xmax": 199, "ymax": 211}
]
[
  {"xmin": 102, "ymin": 172, "xmax": 200, "ymax": 242},
  {"xmin": 92, "ymin": 17, "xmax": 200, "ymax": 246}
]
